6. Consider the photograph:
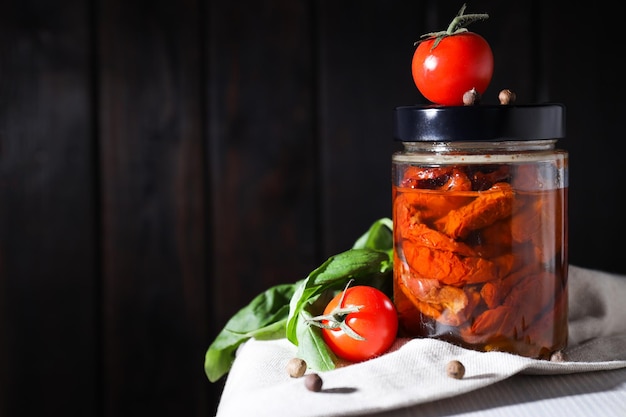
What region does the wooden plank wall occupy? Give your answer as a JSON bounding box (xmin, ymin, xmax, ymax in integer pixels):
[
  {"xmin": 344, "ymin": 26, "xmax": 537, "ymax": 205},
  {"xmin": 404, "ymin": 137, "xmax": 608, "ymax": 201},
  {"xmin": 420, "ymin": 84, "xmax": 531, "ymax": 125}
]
[{"xmin": 0, "ymin": 1, "xmax": 624, "ymax": 416}]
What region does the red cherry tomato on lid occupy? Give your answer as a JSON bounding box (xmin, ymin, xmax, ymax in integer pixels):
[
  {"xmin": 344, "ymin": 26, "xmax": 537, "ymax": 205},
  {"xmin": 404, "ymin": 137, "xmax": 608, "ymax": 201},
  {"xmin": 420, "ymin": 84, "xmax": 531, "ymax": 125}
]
[
  {"xmin": 321, "ymin": 286, "xmax": 398, "ymax": 363},
  {"xmin": 412, "ymin": 32, "xmax": 494, "ymax": 106}
]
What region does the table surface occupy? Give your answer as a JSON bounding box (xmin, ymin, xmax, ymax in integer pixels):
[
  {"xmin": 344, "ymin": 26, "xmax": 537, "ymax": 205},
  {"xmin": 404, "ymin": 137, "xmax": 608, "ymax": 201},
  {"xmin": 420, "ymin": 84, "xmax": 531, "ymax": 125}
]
[
  {"xmin": 367, "ymin": 366, "xmax": 626, "ymax": 417},
  {"xmin": 214, "ymin": 265, "xmax": 626, "ymax": 417}
]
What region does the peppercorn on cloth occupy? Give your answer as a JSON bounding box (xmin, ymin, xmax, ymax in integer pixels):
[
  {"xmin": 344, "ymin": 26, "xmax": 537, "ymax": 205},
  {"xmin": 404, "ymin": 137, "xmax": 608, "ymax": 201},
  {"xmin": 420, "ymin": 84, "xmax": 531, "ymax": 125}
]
[{"xmin": 215, "ymin": 265, "xmax": 626, "ymax": 417}]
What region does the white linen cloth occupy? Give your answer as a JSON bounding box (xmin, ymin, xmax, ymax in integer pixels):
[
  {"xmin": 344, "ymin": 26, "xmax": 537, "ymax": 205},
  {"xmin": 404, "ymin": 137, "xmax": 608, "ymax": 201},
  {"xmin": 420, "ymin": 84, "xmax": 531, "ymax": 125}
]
[{"xmin": 214, "ymin": 265, "xmax": 626, "ymax": 417}]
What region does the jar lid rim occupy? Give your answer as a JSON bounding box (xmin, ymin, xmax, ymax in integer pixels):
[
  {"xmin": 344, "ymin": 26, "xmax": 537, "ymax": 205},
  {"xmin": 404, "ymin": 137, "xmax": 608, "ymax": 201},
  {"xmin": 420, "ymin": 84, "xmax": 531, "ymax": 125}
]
[{"xmin": 393, "ymin": 104, "xmax": 566, "ymax": 142}]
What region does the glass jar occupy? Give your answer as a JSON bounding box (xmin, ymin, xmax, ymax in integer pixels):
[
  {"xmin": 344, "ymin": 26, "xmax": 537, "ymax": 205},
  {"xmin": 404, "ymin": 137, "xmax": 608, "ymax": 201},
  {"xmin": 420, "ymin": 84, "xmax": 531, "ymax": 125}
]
[{"xmin": 392, "ymin": 104, "xmax": 568, "ymax": 359}]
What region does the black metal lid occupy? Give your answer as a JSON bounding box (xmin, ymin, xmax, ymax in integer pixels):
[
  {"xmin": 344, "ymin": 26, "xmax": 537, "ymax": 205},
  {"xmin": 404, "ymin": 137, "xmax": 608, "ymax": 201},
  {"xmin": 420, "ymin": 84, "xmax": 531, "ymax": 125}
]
[{"xmin": 393, "ymin": 104, "xmax": 566, "ymax": 142}]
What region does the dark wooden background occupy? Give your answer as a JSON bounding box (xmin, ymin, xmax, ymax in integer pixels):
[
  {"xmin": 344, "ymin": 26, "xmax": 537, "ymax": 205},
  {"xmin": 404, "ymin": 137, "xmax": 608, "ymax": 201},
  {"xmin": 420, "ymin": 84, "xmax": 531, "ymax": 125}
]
[{"xmin": 1, "ymin": 1, "xmax": 624, "ymax": 416}]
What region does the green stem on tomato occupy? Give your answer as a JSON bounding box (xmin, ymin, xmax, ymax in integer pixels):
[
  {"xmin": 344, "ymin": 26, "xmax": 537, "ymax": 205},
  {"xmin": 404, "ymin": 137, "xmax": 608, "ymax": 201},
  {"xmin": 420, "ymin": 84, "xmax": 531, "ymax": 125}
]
[
  {"xmin": 445, "ymin": 3, "xmax": 489, "ymax": 35},
  {"xmin": 305, "ymin": 279, "xmax": 367, "ymax": 341},
  {"xmin": 415, "ymin": 3, "xmax": 489, "ymax": 49}
]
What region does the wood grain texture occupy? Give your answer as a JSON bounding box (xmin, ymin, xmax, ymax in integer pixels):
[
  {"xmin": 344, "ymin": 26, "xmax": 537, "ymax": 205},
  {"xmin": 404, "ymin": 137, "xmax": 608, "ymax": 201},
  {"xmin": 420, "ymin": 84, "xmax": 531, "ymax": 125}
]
[
  {"xmin": 0, "ymin": 1, "xmax": 97, "ymax": 416},
  {"xmin": 208, "ymin": 0, "xmax": 318, "ymax": 328},
  {"xmin": 97, "ymin": 0, "xmax": 209, "ymax": 416},
  {"xmin": 316, "ymin": 0, "xmax": 424, "ymax": 256},
  {"xmin": 539, "ymin": 3, "xmax": 626, "ymax": 274},
  {"xmin": 0, "ymin": 1, "xmax": 624, "ymax": 417}
]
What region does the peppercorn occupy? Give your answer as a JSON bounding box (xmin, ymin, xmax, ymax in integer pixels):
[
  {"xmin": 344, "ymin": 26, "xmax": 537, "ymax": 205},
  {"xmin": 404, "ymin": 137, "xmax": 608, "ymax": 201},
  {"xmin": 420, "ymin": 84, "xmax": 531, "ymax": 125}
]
[
  {"xmin": 463, "ymin": 88, "xmax": 481, "ymax": 106},
  {"xmin": 286, "ymin": 357, "xmax": 307, "ymax": 378},
  {"xmin": 498, "ymin": 89, "xmax": 516, "ymax": 105},
  {"xmin": 446, "ymin": 360, "xmax": 465, "ymax": 379},
  {"xmin": 550, "ymin": 350, "xmax": 568, "ymax": 362},
  {"xmin": 304, "ymin": 373, "xmax": 323, "ymax": 392}
]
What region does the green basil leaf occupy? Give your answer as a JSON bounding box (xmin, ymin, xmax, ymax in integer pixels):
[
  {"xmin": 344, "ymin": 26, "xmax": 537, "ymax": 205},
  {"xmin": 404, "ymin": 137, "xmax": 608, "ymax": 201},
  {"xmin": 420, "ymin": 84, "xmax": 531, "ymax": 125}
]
[
  {"xmin": 352, "ymin": 217, "xmax": 393, "ymax": 253},
  {"xmin": 294, "ymin": 310, "xmax": 337, "ymax": 372},
  {"xmin": 286, "ymin": 248, "xmax": 392, "ymax": 346},
  {"xmin": 204, "ymin": 283, "xmax": 296, "ymax": 382},
  {"xmin": 204, "ymin": 218, "xmax": 394, "ymax": 382}
]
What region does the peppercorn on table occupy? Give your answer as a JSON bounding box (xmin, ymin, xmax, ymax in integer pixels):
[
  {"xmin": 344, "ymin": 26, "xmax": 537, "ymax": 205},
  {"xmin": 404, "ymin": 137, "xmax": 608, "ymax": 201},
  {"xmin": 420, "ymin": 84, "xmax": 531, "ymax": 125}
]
[{"xmin": 213, "ymin": 265, "xmax": 626, "ymax": 417}]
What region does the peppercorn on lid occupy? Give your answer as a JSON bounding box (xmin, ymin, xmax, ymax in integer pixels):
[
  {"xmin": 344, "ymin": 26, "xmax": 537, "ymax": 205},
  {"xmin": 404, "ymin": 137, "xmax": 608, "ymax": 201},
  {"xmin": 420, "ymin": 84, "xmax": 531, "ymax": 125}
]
[{"xmin": 393, "ymin": 104, "xmax": 566, "ymax": 142}]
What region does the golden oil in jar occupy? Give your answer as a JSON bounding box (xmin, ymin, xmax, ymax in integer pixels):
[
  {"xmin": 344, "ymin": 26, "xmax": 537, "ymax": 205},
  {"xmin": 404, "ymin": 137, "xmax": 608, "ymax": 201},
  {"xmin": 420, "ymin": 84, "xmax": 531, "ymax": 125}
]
[{"xmin": 392, "ymin": 104, "xmax": 568, "ymax": 359}]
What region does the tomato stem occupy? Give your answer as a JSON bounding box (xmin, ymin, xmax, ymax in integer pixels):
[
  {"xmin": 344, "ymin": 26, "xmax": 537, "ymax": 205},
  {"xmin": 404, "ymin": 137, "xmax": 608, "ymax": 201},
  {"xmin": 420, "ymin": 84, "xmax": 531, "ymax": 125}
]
[
  {"xmin": 304, "ymin": 279, "xmax": 367, "ymax": 341},
  {"xmin": 445, "ymin": 3, "xmax": 489, "ymax": 35},
  {"xmin": 414, "ymin": 3, "xmax": 489, "ymax": 49},
  {"xmin": 305, "ymin": 305, "xmax": 366, "ymax": 341}
]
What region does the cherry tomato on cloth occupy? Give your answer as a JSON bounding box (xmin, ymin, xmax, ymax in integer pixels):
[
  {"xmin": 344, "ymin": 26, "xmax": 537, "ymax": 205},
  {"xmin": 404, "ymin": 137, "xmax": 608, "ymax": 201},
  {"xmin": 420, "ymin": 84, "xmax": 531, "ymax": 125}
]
[
  {"xmin": 412, "ymin": 32, "xmax": 494, "ymax": 106},
  {"xmin": 321, "ymin": 286, "xmax": 398, "ymax": 363}
]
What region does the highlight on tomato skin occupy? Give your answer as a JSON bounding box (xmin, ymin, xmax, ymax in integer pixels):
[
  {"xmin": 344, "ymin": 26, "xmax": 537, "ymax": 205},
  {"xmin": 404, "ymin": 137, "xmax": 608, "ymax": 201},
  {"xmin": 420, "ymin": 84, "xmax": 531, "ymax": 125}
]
[
  {"xmin": 412, "ymin": 32, "xmax": 494, "ymax": 106},
  {"xmin": 320, "ymin": 286, "xmax": 399, "ymax": 363}
]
